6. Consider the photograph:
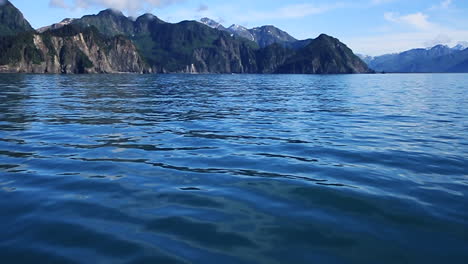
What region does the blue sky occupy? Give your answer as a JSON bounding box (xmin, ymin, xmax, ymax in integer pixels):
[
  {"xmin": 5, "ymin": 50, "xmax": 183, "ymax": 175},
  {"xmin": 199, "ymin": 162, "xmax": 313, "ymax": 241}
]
[{"xmin": 9, "ymin": 0, "xmax": 468, "ymax": 55}]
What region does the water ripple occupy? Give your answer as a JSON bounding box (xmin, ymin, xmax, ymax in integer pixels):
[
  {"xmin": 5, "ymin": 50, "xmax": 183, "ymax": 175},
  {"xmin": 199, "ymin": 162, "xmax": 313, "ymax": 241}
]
[{"xmin": 0, "ymin": 74, "xmax": 467, "ymax": 264}]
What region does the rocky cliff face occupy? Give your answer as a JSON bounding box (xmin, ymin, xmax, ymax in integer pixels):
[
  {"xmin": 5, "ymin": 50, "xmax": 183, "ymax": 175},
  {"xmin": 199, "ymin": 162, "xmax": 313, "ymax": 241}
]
[
  {"xmin": 185, "ymin": 35, "xmax": 258, "ymax": 73},
  {"xmin": 143, "ymin": 21, "xmax": 260, "ymax": 74},
  {"xmin": 66, "ymin": 11, "xmax": 370, "ymax": 74},
  {"xmin": 255, "ymin": 44, "xmax": 292, "ymax": 73},
  {"xmin": 0, "ymin": 26, "xmax": 150, "ymax": 74},
  {"xmin": 1, "ymin": 1, "xmax": 371, "ymax": 74}
]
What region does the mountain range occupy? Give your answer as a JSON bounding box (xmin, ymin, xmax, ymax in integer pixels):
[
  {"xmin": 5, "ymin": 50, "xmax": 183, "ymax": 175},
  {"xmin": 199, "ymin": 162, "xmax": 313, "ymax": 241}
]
[
  {"xmin": 0, "ymin": 0, "xmax": 370, "ymax": 74},
  {"xmin": 200, "ymin": 18, "xmax": 299, "ymax": 49},
  {"xmin": 200, "ymin": 18, "xmax": 304, "ymax": 49},
  {"xmin": 362, "ymin": 43, "xmax": 468, "ymax": 73}
]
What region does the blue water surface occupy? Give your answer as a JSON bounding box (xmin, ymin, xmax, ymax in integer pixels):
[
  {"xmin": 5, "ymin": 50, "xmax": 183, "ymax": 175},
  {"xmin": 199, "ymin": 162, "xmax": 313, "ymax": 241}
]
[{"xmin": 0, "ymin": 74, "xmax": 467, "ymax": 264}]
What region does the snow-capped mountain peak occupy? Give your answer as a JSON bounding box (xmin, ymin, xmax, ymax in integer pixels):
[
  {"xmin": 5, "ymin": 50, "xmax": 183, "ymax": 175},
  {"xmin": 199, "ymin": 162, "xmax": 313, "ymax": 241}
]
[
  {"xmin": 229, "ymin": 24, "xmax": 246, "ymax": 30},
  {"xmin": 199, "ymin": 17, "xmax": 227, "ymax": 31},
  {"xmin": 228, "ymin": 24, "xmax": 255, "ymax": 41},
  {"xmin": 36, "ymin": 18, "xmax": 76, "ymax": 33},
  {"xmin": 453, "ymin": 41, "xmax": 468, "ymax": 51}
]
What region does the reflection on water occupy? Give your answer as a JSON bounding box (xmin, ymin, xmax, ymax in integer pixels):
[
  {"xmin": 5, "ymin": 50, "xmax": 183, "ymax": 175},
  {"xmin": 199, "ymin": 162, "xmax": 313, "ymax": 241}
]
[{"xmin": 0, "ymin": 74, "xmax": 467, "ymax": 264}]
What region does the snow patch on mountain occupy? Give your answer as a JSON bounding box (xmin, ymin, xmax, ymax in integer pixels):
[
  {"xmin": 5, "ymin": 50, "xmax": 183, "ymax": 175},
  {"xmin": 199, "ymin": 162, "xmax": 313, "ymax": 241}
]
[
  {"xmin": 199, "ymin": 17, "xmax": 227, "ymax": 31},
  {"xmin": 37, "ymin": 18, "xmax": 76, "ymax": 33},
  {"xmin": 453, "ymin": 41, "xmax": 468, "ymax": 51}
]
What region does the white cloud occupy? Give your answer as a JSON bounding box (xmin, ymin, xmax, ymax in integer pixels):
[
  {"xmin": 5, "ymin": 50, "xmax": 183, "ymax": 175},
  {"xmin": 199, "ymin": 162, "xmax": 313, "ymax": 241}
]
[
  {"xmin": 348, "ymin": 4, "xmax": 468, "ymax": 55},
  {"xmin": 429, "ymin": 0, "xmax": 453, "ymax": 10},
  {"xmin": 49, "ymin": 0, "xmax": 185, "ymax": 12},
  {"xmin": 234, "ymin": 3, "xmax": 345, "ymax": 22},
  {"xmin": 162, "ymin": 2, "xmax": 344, "ymax": 27},
  {"xmin": 345, "ymin": 29, "xmax": 468, "ymax": 55},
  {"xmin": 424, "ymin": 33, "xmax": 452, "ymax": 47},
  {"xmin": 384, "ymin": 12, "xmax": 435, "ymax": 31},
  {"xmin": 49, "ymin": 0, "xmax": 68, "ymax": 8}
]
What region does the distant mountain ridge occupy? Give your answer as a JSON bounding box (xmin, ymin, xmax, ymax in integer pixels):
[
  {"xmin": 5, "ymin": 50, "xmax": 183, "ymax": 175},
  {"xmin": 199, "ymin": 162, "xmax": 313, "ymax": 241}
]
[
  {"xmin": 452, "ymin": 41, "xmax": 468, "ymax": 51},
  {"xmin": 364, "ymin": 44, "xmax": 468, "ymax": 73},
  {"xmin": 0, "ymin": 1, "xmax": 371, "ymax": 74},
  {"xmin": 199, "ymin": 18, "xmax": 298, "ymax": 48}
]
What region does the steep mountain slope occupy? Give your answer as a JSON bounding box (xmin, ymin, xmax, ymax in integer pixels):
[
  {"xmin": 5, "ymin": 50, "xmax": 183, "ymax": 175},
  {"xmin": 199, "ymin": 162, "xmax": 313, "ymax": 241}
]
[
  {"xmin": 0, "ymin": 25, "xmax": 150, "ymax": 73},
  {"xmin": 0, "ymin": 0, "xmax": 33, "ymax": 36},
  {"xmin": 249, "ymin": 26, "xmax": 297, "ymax": 48},
  {"xmin": 226, "ymin": 23, "xmax": 297, "ymax": 48},
  {"xmin": 69, "ymin": 11, "xmax": 368, "ymax": 73},
  {"xmin": 421, "ymin": 48, "xmax": 468, "ymax": 72},
  {"xmin": 367, "ymin": 45, "xmax": 468, "ymax": 73},
  {"xmin": 277, "ymin": 34, "xmax": 371, "ymax": 74},
  {"xmin": 45, "ymin": 11, "xmax": 258, "ymax": 73},
  {"xmin": 199, "ymin": 18, "xmax": 227, "ymax": 31},
  {"xmin": 140, "ymin": 20, "xmax": 259, "ymax": 73},
  {"xmin": 228, "ymin": 24, "xmax": 255, "ymax": 42},
  {"xmin": 3, "ymin": 2, "xmax": 369, "ymax": 74},
  {"xmin": 447, "ymin": 50, "xmax": 468, "ymax": 72},
  {"xmin": 255, "ymin": 43, "xmax": 293, "ymax": 73},
  {"xmin": 452, "ymin": 41, "xmax": 468, "ymax": 51},
  {"xmin": 199, "ymin": 19, "xmax": 297, "ymax": 48},
  {"xmin": 73, "ymin": 9, "xmax": 140, "ymax": 36}
]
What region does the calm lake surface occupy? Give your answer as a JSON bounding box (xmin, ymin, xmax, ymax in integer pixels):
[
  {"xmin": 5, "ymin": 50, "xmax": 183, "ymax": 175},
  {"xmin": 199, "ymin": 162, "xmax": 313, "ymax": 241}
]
[{"xmin": 0, "ymin": 74, "xmax": 467, "ymax": 264}]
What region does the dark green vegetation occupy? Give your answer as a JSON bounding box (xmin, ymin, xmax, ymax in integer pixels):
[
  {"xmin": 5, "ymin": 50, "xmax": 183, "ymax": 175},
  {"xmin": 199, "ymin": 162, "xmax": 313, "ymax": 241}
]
[
  {"xmin": 0, "ymin": 32, "xmax": 42, "ymax": 65},
  {"xmin": 365, "ymin": 45, "xmax": 468, "ymax": 73},
  {"xmin": 0, "ymin": 0, "xmax": 33, "ymax": 36},
  {"xmin": 0, "ymin": 0, "xmax": 371, "ymax": 74},
  {"xmin": 277, "ymin": 34, "xmax": 370, "ymax": 74},
  {"xmin": 249, "ymin": 25, "xmax": 298, "ymax": 48},
  {"xmin": 68, "ymin": 9, "xmax": 370, "ymax": 73},
  {"xmin": 0, "ymin": 1, "xmax": 148, "ymax": 73}
]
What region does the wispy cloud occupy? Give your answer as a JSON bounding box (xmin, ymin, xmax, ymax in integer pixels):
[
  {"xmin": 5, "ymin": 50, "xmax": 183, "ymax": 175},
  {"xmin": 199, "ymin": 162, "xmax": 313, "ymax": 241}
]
[
  {"xmin": 49, "ymin": 0, "xmax": 186, "ymax": 13},
  {"xmin": 163, "ymin": 2, "xmax": 344, "ymax": 27},
  {"xmin": 384, "ymin": 12, "xmax": 436, "ymax": 31},
  {"xmin": 346, "ymin": 4, "xmax": 468, "ymax": 55},
  {"xmin": 430, "ymin": 0, "xmax": 453, "ymax": 10},
  {"xmin": 234, "ymin": 3, "xmax": 345, "ymax": 22},
  {"xmin": 438, "ymin": 0, "xmax": 453, "ymax": 9},
  {"xmin": 196, "ymin": 3, "xmax": 208, "ymax": 12},
  {"xmin": 346, "ymin": 29, "xmax": 468, "ymax": 55},
  {"xmin": 49, "ymin": 0, "xmax": 68, "ymax": 8},
  {"xmin": 424, "ymin": 33, "xmax": 452, "ymax": 47}
]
